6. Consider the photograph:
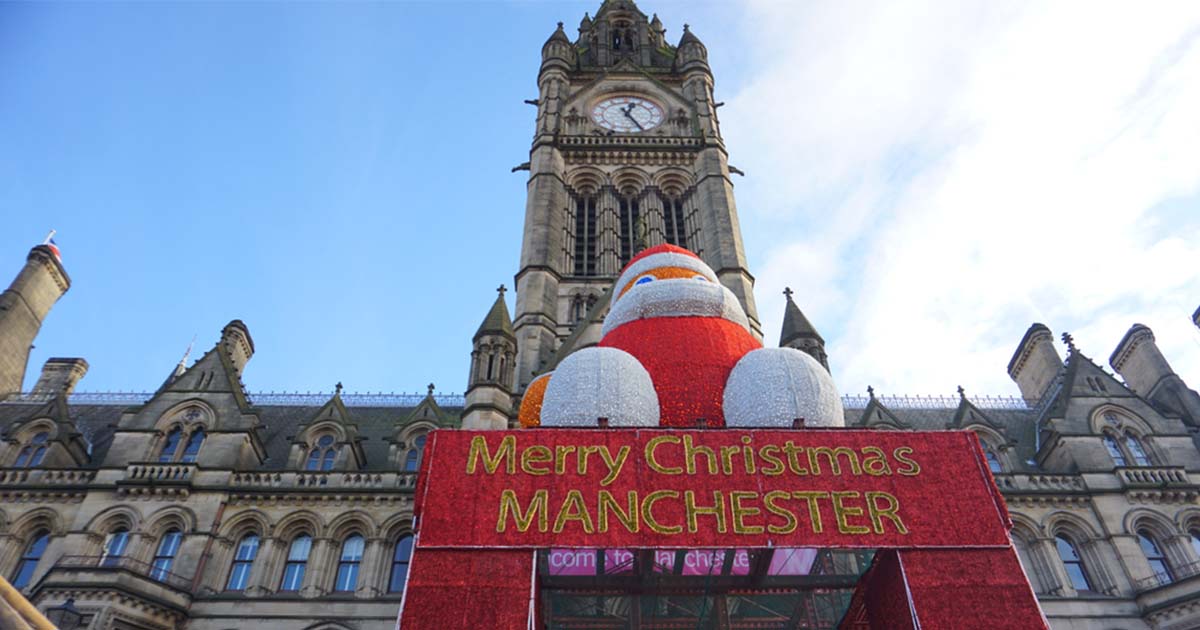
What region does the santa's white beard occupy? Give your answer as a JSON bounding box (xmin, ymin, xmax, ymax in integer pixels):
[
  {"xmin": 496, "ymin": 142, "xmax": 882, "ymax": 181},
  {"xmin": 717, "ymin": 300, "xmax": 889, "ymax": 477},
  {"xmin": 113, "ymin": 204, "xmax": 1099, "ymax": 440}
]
[{"xmin": 602, "ymin": 279, "xmax": 751, "ymax": 338}]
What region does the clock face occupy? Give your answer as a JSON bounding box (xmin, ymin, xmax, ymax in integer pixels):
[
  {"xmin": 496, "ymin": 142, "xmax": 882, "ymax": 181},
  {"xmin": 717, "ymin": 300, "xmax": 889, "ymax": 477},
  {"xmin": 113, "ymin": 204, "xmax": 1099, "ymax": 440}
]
[{"xmin": 591, "ymin": 96, "xmax": 664, "ymax": 133}]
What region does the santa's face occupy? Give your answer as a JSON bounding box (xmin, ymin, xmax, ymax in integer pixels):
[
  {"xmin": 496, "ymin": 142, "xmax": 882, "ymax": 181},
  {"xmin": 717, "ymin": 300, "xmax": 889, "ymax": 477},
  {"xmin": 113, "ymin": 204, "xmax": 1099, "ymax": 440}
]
[{"xmin": 602, "ymin": 247, "xmax": 752, "ymax": 338}]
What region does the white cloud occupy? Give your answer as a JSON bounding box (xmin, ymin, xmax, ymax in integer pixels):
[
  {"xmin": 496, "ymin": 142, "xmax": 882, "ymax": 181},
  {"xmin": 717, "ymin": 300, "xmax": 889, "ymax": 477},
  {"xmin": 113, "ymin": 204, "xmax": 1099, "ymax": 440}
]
[{"xmin": 719, "ymin": 0, "xmax": 1200, "ymax": 397}]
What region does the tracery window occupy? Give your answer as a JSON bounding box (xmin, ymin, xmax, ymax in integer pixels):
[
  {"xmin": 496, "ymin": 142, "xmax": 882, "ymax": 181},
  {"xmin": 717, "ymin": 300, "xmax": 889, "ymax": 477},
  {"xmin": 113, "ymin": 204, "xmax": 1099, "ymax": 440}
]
[
  {"xmin": 280, "ymin": 535, "xmax": 312, "ymax": 591},
  {"xmin": 1102, "ymin": 434, "xmax": 1127, "ymax": 467},
  {"xmin": 13, "ymin": 431, "xmax": 49, "ymax": 468},
  {"xmin": 1054, "ymin": 535, "xmax": 1092, "ymax": 592},
  {"xmin": 10, "ymin": 530, "xmax": 49, "ymax": 589},
  {"xmin": 150, "ymin": 529, "xmax": 182, "ymax": 582},
  {"xmin": 226, "ymin": 534, "xmax": 260, "ymax": 591},
  {"xmin": 1124, "ymin": 432, "xmax": 1151, "ymax": 466},
  {"xmin": 100, "ymin": 528, "xmax": 130, "ymax": 567},
  {"xmin": 1138, "ymin": 530, "xmax": 1173, "ymax": 585},
  {"xmin": 334, "ymin": 535, "xmax": 365, "ymax": 592},
  {"xmin": 159, "ymin": 425, "xmax": 205, "ymax": 463},
  {"xmin": 389, "ymin": 534, "xmax": 414, "ymax": 593},
  {"xmin": 405, "ymin": 435, "xmax": 427, "ymax": 473},
  {"xmin": 984, "ymin": 448, "xmax": 1003, "ymax": 474},
  {"xmin": 573, "ymin": 195, "xmax": 597, "ymax": 276},
  {"xmin": 305, "ymin": 435, "xmax": 338, "ymax": 471}
]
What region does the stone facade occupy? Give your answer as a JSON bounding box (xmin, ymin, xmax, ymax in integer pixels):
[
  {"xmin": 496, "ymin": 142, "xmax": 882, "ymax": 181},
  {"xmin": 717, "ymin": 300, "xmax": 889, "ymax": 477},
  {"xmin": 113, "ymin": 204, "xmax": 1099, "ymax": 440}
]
[{"xmin": 2, "ymin": 2, "xmax": 1199, "ymax": 629}]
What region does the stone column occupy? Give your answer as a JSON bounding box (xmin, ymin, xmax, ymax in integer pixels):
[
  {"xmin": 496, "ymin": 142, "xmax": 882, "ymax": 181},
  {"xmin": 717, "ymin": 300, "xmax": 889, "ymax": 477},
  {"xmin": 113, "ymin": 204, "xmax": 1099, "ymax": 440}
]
[
  {"xmin": 300, "ymin": 537, "xmax": 335, "ymax": 598},
  {"xmin": 245, "ymin": 536, "xmax": 280, "ymax": 596},
  {"xmin": 355, "ymin": 537, "xmax": 386, "ymax": 598}
]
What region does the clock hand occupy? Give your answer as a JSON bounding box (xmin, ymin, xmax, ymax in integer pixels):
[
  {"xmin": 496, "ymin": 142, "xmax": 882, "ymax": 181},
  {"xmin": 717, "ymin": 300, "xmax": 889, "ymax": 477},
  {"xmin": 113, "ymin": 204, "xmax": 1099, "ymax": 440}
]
[{"xmin": 622, "ymin": 107, "xmax": 645, "ymax": 130}]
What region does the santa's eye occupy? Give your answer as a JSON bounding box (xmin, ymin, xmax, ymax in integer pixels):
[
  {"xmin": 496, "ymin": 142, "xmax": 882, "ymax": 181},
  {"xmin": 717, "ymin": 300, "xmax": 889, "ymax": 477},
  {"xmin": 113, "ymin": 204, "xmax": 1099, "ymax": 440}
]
[
  {"xmin": 635, "ymin": 275, "xmax": 655, "ymax": 286},
  {"xmin": 694, "ymin": 275, "xmax": 707, "ymax": 281}
]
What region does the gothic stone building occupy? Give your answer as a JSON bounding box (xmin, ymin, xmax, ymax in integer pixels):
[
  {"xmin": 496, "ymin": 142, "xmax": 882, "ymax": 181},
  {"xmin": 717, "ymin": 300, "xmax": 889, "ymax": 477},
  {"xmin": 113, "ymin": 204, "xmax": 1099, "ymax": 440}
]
[{"xmin": 3, "ymin": 2, "xmax": 1200, "ymax": 629}]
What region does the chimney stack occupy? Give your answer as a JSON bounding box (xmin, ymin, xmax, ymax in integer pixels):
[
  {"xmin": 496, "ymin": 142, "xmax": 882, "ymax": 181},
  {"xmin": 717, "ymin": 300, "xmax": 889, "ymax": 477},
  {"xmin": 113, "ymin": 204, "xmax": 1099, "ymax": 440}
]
[
  {"xmin": 0, "ymin": 245, "xmax": 71, "ymax": 397},
  {"xmin": 1007, "ymin": 323, "xmax": 1062, "ymax": 404},
  {"xmin": 220, "ymin": 320, "xmax": 254, "ymax": 375},
  {"xmin": 30, "ymin": 358, "xmax": 89, "ymax": 395}
]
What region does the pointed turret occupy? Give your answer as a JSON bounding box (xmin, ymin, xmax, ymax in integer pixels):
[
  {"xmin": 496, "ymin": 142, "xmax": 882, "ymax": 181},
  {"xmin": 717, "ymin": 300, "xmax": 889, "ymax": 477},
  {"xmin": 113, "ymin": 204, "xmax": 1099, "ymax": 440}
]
[
  {"xmin": 675, "ymin": 23, "xmax": 709, "ymax": 73},
  {"xmin": 779, "ymin": 288, "xmax": 829, "ymax": 371},
  {"xmin": 0, "ymin": 241, "xmax": 71, "ymax": 398},
  {"xmin": 463, "ymin": 286, "xmax": 516, "ymax": 430}
]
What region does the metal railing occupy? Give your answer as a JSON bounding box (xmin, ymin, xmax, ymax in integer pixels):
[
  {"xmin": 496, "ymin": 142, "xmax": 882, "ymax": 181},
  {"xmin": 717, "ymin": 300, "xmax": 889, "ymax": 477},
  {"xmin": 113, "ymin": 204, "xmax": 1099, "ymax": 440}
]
[
  {"xmin": 1134, "ymin": 560, "xmax": 1200, "ymax": 591},
  {"xmin": 54, "ymin": 555, "xmax": 192, "ymax": 592},
  {"xmin": 4, "ymin": 391, "xmax": 1033, "ymax": 411}
]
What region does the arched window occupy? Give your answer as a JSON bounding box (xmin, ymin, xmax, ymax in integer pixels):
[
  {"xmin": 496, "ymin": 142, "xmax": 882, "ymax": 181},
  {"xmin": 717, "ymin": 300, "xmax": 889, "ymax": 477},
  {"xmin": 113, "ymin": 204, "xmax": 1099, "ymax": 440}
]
[
  {"xmin": 1102, "ymin": 434, "xmax": 1127, "ymax": 466},
  {"xmin": 159, "ymin": 427, "xmax": 184, "ymax": 463},
  {"xmin": 1125, "ymin": 433, "xmax": 1151, "ymax": 466},
  {"xmin": 389, "ymin": 534, "xmax": 414, "ymax": 593},
  {"xmin": 279, "ymin": 535, "xmax": 312, "ymax": 591},
  {"xmin": 984, "ymin": 448, "xmax": 1003, "ymax": 474},
  {"xmin": 1054, "ymin": 535, "xmax": 1092, "ymax": 592},
  {"xmin": 1138, "ymin": 530, "xmax": 1173, "ymax": 585},
  {"xmin": 305, "ymin": 435, "xmax": 337, "ymax": 471},
  {"xmin": 334, "ymin": 535, "xmax": 365, "ymax": 592},
  {"xmin": 405, "ymin": 435, "xmax": 427, "ymax": 473},
  {"xmin": 14, "ymin": 431, "xmax": 50, "ymax": 468},
  {"xmin": 10, "ymin": 530, "xmax": 50, "ymax": 589},
  {"xmin": 225, "ymin": 534, "xmax": 259, "ymax": 591},
  {"xmin": 618, "ymin": 193, "xmax": 641, "ymax": 266},
  {"xmin": 181, "ymin": 429, "xmax": 205, "ymax": 463},
  {"xmin": 662, "ymin": 196, "xmax": 688, "ymax": 249},
  {"xmin": 150, "ymin": 529, "xmax": 182, "ymax": 582},
  {"xmin": 100, "ymin": 528, "xmax": 130, "ymax": 567},
  {"xmin": 573, "ymin": 195, "xmax": 597, "ymax": 276},
  {"xmin": 1190, "ymin": 526, "xmax": 1200, "ymax": 559}
]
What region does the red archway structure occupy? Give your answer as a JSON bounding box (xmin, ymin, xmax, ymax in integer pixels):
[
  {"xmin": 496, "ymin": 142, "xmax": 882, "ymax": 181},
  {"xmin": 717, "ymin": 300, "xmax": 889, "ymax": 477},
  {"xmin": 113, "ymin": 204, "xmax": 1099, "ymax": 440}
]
[{"xmin": 397, "ymin": 429, "xmax": 1048, "ymax": 629}]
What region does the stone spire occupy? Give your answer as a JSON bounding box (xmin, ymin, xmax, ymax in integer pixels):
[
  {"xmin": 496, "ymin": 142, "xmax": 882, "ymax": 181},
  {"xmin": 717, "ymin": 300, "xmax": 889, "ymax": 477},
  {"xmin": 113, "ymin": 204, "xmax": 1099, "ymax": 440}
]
[
  {"xmin": 464, "ymin": 286, "xmax": 516, "ymax": 430},
  {"xmin": 779, "ymin": 287, "xmax": 829, "ymax": 371},
  {"xmin": 0, "ymin": 241, "xmax": 71, "ymax": 398}
]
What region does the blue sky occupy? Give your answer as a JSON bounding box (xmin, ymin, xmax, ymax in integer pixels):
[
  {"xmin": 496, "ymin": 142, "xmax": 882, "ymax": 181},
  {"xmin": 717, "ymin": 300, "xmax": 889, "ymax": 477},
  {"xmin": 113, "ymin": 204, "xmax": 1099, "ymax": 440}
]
[{"xmin": 4, "ymin": 1, "xmax": 1200, "ymax": 399}]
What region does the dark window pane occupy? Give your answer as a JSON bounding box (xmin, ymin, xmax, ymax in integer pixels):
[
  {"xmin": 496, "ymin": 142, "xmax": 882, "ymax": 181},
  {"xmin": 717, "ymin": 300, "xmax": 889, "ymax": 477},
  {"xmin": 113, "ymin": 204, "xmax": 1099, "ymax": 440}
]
[
  {"xmin": 1103, "ymin": 435, "xmax": 1126, "ymax": 466},
  {"xmin": 305, "ymin": 449, "xmax": 321, "ymax": 471},
  {"xmin": 160, "ymin": 428, "xmax": 183, "ymax": 462},
  {"xmin": 1055, "ymin": 535, "xmax": 1092, "ymax": 592},
  {"xmin": 10, "ymin": 531, "xmax": 49, "ymax": 588},
  {"xmin": 181, "ymin": 430, "xmax": 205, "ymax": 463},
  {"xmin": 321, "ymin": 449, "xmax": 336, "ymax": 471}
]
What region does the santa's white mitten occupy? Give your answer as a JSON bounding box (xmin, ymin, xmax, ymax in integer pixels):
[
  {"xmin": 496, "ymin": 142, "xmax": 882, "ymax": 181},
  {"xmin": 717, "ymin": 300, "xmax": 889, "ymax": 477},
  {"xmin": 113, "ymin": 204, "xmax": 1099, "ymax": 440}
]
[
  {"xmin": 540, "ymin": 347, "xmax": 660, "ymax": 427},
  {"xmin": 723, "ymin": 348, "xmax": 844, "ymax": 428}
]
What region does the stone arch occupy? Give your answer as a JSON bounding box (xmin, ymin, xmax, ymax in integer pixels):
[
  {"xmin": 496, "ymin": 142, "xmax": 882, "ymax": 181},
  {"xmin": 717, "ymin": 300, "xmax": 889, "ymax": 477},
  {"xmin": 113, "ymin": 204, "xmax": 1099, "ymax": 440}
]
[
  {"xmin": 1125, "ymin": 508, "xmax": 1177, "ymax": 539},
  {"xmin": 219, "ymin": 510, "xmax": 270, "ymax": 541},
  {"xmin": 155, "ymin": 399, "xmax": 216, "ymax": 432},
  {"xmin": 1089, "ymin": 403, "xmax": 1153, "ymax": 435},
  {"xmin": 1176, "ymin": 507, "xmax": 1200, "ymax": 533},
  {"xmin": 142, "ymin": 505, "xmax": 197, "ymax": 537},
  {"xmin": 1009, "ymin": 513, "xmax": 1044, "ymax": 541},
  {"xmin": 87, "ymin": 505, "xmax": 142, "ymax": 535},
  {"xmin": 611, "ymin": 166, "xmax": 651, "ymax": 195},
  {"xmin": 10, "ymin": 507, "xmax": 65, "ymax": 538},
  {"xmin": 651, "ymin": 168, "xmax": 693, "ymax": 196},
  {"xmin": 327, "ymin": 511, "xmax": 378, "ymax": 541},
  {"xmin": 8, "ymin": 418, "xmax": 58, "ymax": 442},
  {"xmin": 1043, "ymin": 511, "xmax": 1100, "ymax": 539},
  {"xmin": 381, "ymin": 514, "xmax": 414, "ymax": 542},
  {"xmin": 300, "ymin": 623, "xmax": 355, "ymax": 630},
  {"xmin": 300, "ymin": 420, "xmax": 348, "ymax": 444},
  {"xmin": 566, "ymin": 166, "xmax": 607, "ymax": 194},
  {"xmin": 272, "ymin": 509, "xmax": 324, "ymax": 540}
]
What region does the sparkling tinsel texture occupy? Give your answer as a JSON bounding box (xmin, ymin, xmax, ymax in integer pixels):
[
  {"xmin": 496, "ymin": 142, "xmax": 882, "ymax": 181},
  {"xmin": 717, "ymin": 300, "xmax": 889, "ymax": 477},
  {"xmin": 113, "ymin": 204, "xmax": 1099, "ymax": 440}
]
[
  {"xmin": 723, "ymin": 348, "xmax": 845, "ymax": 428},
  {"xmin": 602, "ymin": 278, "xmax": 751, "ymax": 338},
  {"xmin": 540, "ymin": 347, "xmax": 660, "ymax": 427},
  {"xmin": 518, "ymin": 372, "xmax": 552, "ymax": 428}
]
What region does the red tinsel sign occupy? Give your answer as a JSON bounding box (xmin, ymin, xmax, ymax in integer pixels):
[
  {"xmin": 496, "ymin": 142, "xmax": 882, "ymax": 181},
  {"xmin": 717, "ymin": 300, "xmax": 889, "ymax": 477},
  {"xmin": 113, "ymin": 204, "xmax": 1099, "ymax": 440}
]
[{"xmin": 415, "ymin": 429, "xmax": 1009, "ymax": 549}]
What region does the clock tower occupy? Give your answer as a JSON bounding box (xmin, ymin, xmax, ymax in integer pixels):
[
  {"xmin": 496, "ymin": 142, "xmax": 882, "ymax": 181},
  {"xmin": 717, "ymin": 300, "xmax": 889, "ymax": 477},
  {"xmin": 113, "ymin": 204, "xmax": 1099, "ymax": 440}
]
[{"xmin": 477, "ymin": 0, "xmax": 761, "ymax": 428}]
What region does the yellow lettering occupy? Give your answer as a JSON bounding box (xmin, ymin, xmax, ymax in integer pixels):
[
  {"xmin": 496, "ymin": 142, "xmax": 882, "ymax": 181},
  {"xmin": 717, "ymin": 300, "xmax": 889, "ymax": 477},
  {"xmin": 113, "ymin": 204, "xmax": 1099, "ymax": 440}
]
[
  {"xmin": 807, "ymin": 446, "xmax": 862, "ymax": 476},
  {"xmin": 758, "ymin": 445, "xmax": 786, "ymax": 475},
  {"xmin": 893, "ymin": 447, "xmax": 921, "ymax": 476},
  {"xmin": 553, "ymin": 489, "xmax": 594, "ymax": 534},
  {"xmin": 832, "ymin": 491, "xmax": 870, "ymax": 534},
  {"xmin": 645, "ymin": 436, "xmax": 683, "ymax": 475},
  {"xmin": 598, "ymin": 490, "xmax": 639, "ymax": 533},
  {"xmin": 554, "ymin": 445, "xmax": 576, "ymax": 475},
  {"xmin": 598, "ymin": 445, "xmax": 631, "ymax": 486},
  {"xmin": 791, "ymin": 491, "xmax": 828, "ymax": 534},
  {"xmin": 468, "ymin": 435, "xmax": 516, "ymax": 475},
  {"xmin": 860, "ymin": 446, "xmax": 892, "ymax": 476},
  {"xmin": 521, "ymin": 445, "xmax": 552, "ymax": 475},
  {"xmin": 683, "ymin": 435, "xmax": 718, "ymax": 475},
  {"xmin": 497, "ymin": 488, "xmax": 547, "ymax": 532},
  {"xmin": 866, "ymin": 491, "xmax": 908, "ymax": 535},
  {"xmin": 684, "ymin": 490, "xmax": 727, "ymax": 533},
  {"xmin": 729, "ymin": 491, "xmax": 763, "ymax": 534},
  {"xmin": 763, "ymin": 490, "xmax": 797, "ymax": 535},
  {"xmin": 642, "ymin": 490, "xmax": 682, "ymax": 534}
]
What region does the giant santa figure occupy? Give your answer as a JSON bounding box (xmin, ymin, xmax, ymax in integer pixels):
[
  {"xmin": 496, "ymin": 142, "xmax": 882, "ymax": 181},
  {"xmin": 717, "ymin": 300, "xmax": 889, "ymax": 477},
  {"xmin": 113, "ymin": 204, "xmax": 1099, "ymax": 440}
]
[{"xmin": 520, "ymin": 244, "xmax": 844, "ymax": 429}]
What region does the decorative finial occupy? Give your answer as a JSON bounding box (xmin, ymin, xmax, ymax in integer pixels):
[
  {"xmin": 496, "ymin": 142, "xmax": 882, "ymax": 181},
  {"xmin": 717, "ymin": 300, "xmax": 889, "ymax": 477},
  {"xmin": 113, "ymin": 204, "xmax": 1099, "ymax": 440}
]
[
  {"xmin": 335, "ymin": 382, "xmax": 343, "ymax": 395},
  {"xmin": 1061, "ymin": 332, "xmax": 1075, "ymax": 352},
  {"xmin": 427, "ymin": 383, "xmax": 435, "ymax": 396},
  {"xmin": 782, "ymin": 287, "xmax": 794, "ymax": 301},
  {"xmin": 497, "ymin": 284, "xmax": 507, "ymax": 297},
  {"xmin": 556, "ymin": 21, "xmax": 563, "ymax": 30},
  {"xmin": 867, "ymin": 385, "xmax": 875, "ymax": 398},
  {"xmin": 957, "ymin": 385, "xmax": 966, "ymax": 400},
  {"xmin": 684, "ymin": 23, "xmax": 690, "ymax": 31}
]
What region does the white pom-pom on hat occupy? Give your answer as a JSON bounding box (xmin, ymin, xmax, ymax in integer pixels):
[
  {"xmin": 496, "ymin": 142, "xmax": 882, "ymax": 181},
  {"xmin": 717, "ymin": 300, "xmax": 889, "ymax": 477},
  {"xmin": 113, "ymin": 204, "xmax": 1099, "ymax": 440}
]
[
  {"xmin": 541, "ymin": 347, "xmax": 661, "ymax": 427},
  {"xmin": 723, "ymin": 347, "xmax": 844, "ymax": 428}
]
